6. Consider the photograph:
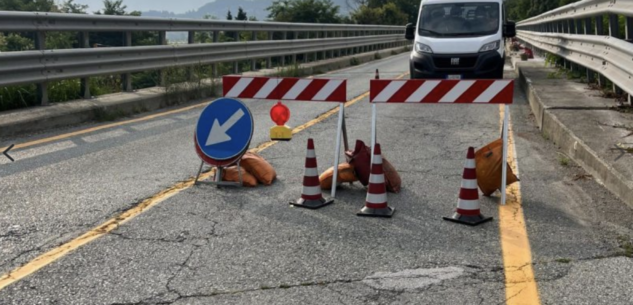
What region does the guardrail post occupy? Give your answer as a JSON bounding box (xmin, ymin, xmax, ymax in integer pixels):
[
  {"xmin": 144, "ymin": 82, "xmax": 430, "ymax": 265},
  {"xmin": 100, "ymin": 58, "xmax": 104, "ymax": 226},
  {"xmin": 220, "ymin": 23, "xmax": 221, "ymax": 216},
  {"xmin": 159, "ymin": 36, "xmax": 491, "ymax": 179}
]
[
  {"xmin": 627, "ymin": 17, "xmax": 633, "ymax": 40},
  {"xmin": 608, "ymin": 14, "xmax": 623, "ymax": 95},
  {"xmin": 158, "ymin": 31, "xmax": 167, "ymax": 86},
  {"xmin": 79, "ymin": 31, "xmax": 91, "ymax": 99},
  {"xmin": 188, "ymin": 31, "xmax": 195, "ymax": 81},
  {"xmin": 35, "ymin": 31, "xmax": 49, "ymax": 105},
  {"xmin": 304, "ymin": 32, "xmax": 310, "ymax": 63},
  {"xmin": 213, "ymin": 31, "xmax": 219, "ymax": 77},
  {"xmin": 281, "ymin": 31, "xmax": 287, "ymax": 66},
  {"xmin": 120, "ymin": 31, "xmax": 133, "ymax": 92},
  {"xmin": 233, "ymin": 31, "xmax": 239, "ymax": 74},
  {"xmin": 252, "ymin": 31, "xmax": 257, "ymax": 71},
  {"xmin": 593, "ymin": 16, "xmax": 607, "ymax": 88},
  {"xmin": 292, "ymin": 32, "xmax": 297, "ymax": 65},
  {"xmin": 337, "ymin": 31, "xmax": 342, "ymax": 57},
  {"xmin": 267, "ymin": 32, "xmax": 273, "ymax": 69}
]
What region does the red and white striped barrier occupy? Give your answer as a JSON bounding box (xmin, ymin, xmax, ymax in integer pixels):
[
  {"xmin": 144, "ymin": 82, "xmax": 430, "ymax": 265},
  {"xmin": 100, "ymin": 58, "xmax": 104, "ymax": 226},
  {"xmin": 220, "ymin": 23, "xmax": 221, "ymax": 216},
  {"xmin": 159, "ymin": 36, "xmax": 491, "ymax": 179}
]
[
  {"xmin": 370, "ymin": 79, "xmax": 514, "ymax": 104},
  {"xmin": 222, "ymin": 75, "xmax": 350, "ymax": 199},
  {"xmin": 223, "ymin": 76, "xmax": 347, "ymax": 102},
  {"xmin": 369, "ymin": 72, "xmax": 514, "ymax": 206}
]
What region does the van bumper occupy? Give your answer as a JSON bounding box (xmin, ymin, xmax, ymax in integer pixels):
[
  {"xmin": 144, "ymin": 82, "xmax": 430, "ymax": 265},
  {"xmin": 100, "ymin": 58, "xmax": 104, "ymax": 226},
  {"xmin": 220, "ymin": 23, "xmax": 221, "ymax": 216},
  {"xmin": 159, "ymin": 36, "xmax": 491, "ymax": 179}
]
[{"xmin": 409, "ymin": 50, "xmax": 504, "ymax": 79}]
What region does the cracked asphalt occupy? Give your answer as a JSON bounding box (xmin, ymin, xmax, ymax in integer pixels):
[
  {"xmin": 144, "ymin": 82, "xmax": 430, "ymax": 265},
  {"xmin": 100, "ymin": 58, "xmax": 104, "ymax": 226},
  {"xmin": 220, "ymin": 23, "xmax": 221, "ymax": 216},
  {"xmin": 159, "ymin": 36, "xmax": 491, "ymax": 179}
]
[{"xmin": 1, "ymin": 53, "xmax": 633, "ymax": 304}]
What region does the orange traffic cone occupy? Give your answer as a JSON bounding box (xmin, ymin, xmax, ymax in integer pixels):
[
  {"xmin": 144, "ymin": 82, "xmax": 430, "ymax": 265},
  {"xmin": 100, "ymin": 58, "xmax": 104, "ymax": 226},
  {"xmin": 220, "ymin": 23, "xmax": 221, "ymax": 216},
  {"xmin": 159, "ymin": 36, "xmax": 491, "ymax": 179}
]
[
  {"xmin": 443, "ymin": 147, "xmax": 493, "ymax": 226},
  {"xmin": 357, "ymin": 143, "xmax": 395, "ymax": 217},
  {"xmin": 290, "ymin": 138, "xmax": 334, "ymax": 209}
]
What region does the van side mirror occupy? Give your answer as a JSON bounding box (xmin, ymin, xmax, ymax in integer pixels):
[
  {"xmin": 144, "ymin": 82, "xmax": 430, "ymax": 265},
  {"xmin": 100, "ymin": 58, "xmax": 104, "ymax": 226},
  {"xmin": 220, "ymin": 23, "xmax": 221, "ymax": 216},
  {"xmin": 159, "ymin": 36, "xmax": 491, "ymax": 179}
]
[
  {"xmin": 405, "ymin": 23, "xmax": 415, "ymax": 40},
  {"xmin": 504, "ymin": 21, "xmax": 516, "ymax": 38}
]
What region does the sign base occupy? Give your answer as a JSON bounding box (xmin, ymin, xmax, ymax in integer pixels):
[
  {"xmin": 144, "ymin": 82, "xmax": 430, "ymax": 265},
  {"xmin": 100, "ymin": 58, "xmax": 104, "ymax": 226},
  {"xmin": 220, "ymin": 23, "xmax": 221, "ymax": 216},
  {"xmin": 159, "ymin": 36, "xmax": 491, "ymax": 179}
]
[
  {"xmin": 194, "ymin": 161, "xmax": 244, "ymax": 188},
  {"xmin": 270, "ymin": 125, "xmax": 292, "ymax": 141}
]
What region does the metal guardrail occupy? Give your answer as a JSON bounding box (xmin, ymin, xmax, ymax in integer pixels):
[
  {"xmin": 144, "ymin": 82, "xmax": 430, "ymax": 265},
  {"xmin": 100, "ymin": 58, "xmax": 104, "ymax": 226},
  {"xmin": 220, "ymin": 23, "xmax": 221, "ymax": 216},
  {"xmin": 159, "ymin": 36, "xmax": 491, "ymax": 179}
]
[
  {"xmin": 515, "ymin": 0, "xmax": 633, "ymax": 102},
  {"xmin": 0, "ymin": 35, "xmax": 404, "ymax": 87},
  {"xmin": 0, "ymin": 11, "xmax": 408, "ymax": 105},
  {"xmin": 0, "ymin": 11, "xmax": 403, "ymax": 32}
]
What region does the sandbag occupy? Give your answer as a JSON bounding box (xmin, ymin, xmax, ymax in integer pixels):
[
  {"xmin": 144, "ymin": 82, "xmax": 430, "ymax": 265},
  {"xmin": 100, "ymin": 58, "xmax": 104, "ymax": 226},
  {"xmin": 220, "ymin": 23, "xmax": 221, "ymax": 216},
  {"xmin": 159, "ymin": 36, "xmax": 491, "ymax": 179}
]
[
  {"xmin": 345, "ymin": 140, "xmax": 402, "ymax": 193},
  {"xmin": 345, "ymin": 140, "xmax": 372, "ymax": 186},
  {"xmin": 319, "ymin": 163, "xmax": 358, "ymax": 190},
  {"xmin": 240, "ymin": 152, "xmax": 276, "ymax": 185},
  {"xmin": 222, "ymin": 166, "xmax": 258, "ymax": 187},
  {"xmin": 475, "ymin": 139, "xmax": 519, "ymax": 196},
  {"xmin": 382, "ymin": 158, "xmax": 402, "ymax": 193}
]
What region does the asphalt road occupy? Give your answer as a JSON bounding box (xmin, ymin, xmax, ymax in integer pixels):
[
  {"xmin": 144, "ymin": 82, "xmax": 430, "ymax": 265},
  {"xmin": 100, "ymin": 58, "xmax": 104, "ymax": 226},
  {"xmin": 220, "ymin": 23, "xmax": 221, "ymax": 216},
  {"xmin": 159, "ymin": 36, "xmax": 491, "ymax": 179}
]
[{"xmin": 1, "ymin": 53, "xmax": 632, "ymax": 305}]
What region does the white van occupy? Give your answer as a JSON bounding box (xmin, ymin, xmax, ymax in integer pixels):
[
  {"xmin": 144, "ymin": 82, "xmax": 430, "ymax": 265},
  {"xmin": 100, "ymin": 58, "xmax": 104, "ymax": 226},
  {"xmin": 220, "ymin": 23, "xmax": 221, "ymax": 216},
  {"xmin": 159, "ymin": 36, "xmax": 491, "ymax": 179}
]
[{"xmin": 405, "ymin": 0, "xmax": 516, "ymax": 79}]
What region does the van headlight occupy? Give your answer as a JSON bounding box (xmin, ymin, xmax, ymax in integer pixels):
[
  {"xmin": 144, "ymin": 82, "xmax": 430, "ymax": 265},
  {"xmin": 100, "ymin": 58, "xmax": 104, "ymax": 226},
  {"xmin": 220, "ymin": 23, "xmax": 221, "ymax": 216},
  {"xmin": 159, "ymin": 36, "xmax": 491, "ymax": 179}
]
[
  {"xmin": 415, "ymin": 43, "xmax": 433, "ymax": 54},
  {"xmin": 479, "ymin": 41, "xmax": 500, "ymax": 52}
]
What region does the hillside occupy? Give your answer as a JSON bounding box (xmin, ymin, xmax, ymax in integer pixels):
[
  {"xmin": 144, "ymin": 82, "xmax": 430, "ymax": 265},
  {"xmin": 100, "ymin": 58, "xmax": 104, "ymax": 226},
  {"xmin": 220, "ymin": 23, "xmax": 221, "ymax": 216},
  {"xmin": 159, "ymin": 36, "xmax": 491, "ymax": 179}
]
[{"xmin": 142, "ymin": 0, "xmax": 353, "ymax": 21}]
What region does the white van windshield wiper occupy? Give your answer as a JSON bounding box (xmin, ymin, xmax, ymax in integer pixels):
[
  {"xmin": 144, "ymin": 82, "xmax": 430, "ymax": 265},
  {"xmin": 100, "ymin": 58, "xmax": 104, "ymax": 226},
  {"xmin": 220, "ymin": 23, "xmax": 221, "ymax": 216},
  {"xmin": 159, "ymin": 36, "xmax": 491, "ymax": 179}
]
[{"xmin": 418, "ymin": 28, "xmax": 444, "ymax": 36}]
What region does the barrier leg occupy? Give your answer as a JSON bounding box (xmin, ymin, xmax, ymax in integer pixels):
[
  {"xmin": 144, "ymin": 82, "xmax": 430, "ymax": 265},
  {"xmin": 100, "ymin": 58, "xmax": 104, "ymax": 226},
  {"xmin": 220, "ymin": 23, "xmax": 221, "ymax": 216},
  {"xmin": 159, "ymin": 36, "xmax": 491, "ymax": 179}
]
[
  {"xmin": 501, "ymin": 105, "xmax": 509, "ymax": 205},
  {"xmin": 331, "ymin": 104, "xmax": 344, "ymax": 198},
  {"xmin": 194, "ymin": 161, "xmax": 204, "ymax": 186},
  {"xmin": 342, "ymin": 110, "xmax": 349, "ymax": 152},
  {"xmin": 370, "ymin": 103, "xmax": 377, "ymax": 166}
]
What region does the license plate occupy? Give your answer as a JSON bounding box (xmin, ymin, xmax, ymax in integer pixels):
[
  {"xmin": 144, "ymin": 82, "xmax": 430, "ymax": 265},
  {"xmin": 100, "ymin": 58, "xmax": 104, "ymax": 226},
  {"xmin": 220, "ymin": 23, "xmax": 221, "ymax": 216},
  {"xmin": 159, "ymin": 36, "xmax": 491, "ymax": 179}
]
[{"xmin": 446, "ymin": 75, "xmax": 462, "ymax": 80}]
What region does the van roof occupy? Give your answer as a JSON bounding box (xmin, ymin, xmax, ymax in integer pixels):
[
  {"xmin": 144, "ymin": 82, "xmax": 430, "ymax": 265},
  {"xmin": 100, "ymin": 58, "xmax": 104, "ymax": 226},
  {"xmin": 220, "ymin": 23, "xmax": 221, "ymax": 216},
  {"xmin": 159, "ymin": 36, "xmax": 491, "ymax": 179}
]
[{"xmin": 422, "ymin": 0, "xmax": 501, "ymax": 4}]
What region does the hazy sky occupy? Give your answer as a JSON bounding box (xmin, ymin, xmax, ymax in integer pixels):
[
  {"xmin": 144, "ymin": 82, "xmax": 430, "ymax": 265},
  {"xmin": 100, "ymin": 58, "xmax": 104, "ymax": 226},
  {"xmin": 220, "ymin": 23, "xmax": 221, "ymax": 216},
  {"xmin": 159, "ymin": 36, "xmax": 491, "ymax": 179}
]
[{"xmin": 66, "ymin": 0, "xmax": 216, "ymax": 14}]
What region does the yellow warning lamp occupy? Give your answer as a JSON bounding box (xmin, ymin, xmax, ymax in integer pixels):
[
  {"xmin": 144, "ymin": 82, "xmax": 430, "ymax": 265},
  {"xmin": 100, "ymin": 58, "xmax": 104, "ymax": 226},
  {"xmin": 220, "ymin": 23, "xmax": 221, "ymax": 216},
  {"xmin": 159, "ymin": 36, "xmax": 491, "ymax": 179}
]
[{"xmin": 270, "ymin": 101, "xmax": 292, "ymax": 141}]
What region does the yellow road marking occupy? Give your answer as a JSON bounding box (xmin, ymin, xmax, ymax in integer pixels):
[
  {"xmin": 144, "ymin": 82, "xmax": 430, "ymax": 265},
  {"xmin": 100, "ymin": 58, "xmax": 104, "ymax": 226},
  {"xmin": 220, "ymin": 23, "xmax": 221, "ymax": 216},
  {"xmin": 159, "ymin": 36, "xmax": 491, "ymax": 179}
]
[
  {"xmin": 498, "ymin": 105, "xmax": 541, "ymax": 305},
  {"xmin": 0, "ymin": 103, "xmax": 208, "ymax": 152},
  {"xmin": 0, "ymin": 72, "xmax": 407, "ymax": 291}
]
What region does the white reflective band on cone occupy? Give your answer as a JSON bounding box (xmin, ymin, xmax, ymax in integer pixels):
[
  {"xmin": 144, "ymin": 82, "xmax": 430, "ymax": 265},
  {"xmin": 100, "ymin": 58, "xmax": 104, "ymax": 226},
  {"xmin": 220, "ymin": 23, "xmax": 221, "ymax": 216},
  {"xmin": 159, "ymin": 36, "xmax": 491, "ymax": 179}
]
[
  {"xmin": 373, "ymin": 155, "xmax": 383, "ymax": 164},
  {"xmin": 306, "ymin": 149, "xmax": 316, "ymax": 158},
  {"xmin": 366, "ymin": 193, "xmax": 387, "ymax": 204},
  {"xmin": 461, "ymin": 179, "xmax": 477, "ymax": 189},
  {"xmin": 369, "ymin": 174, "xmax": 385, "ymax": 184},
  {"xmin": 304, "ymin": 167, "xmax": 318, "ymax": 177},
  {"xmin": 303, "ymin": 185, "xmax": 322, "ymax": 196},
  {"xmin": 457, "ymin": 199, "xmax": 480, "ymax": 210},
  {"xmin": 464, "ymin": 159, "xmax": 475, "ymax": 169}
]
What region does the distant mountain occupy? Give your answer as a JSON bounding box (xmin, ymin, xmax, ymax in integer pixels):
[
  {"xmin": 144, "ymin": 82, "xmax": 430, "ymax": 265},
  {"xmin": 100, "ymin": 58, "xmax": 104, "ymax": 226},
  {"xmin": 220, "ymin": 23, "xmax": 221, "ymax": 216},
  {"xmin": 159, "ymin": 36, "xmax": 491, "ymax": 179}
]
[{"xmin": 142, "ymin": 0, "xmax": 353, "ymax": 21}]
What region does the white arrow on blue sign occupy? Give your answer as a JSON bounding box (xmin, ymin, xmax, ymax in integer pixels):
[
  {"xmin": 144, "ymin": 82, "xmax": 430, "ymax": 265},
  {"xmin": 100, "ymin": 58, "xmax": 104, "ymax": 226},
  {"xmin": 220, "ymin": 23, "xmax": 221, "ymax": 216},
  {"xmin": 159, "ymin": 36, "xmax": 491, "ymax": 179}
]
[{"xmin": 195, "ymin": 98, "xmax": 254, "ymax": 161}]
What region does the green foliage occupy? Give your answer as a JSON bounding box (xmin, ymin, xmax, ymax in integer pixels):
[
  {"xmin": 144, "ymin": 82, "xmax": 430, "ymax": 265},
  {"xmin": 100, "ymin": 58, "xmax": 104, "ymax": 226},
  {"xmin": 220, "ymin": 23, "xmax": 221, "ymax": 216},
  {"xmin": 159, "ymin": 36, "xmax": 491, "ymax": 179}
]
[
  {"xmin": 352, "ymin": 2, "xmax": 407, "ymax": 25},
  {"xmin": 545, "ymin": 53, "xmax": 560, "ymax": 67},
  {"xmin": 0, "ymin": 0, "xmax": 57, "ymax": 11},
  {"xmin": 227, "ymin": 10, "xmax": 233, "ymax": 20},
  {"xmin": 59, "ymin": 0, "xmax": 87, "ymax": 13},
  {"xmin": 350, "ymin": 57, "xmax": 360, "ymax": 66},
  {"xmin": 506, "ymin": 0, "xmax": 581, "ymax": 21},
  {"xmin": 351, "ymin": 0, "xmax": 417, "ymax": 25},
  {"xmin": 267, "ymin": 0, "xmax": 342, "ymax": 23},
  {"xmin": 0, "ymin": 33, "xmax": 34, "ymax": 51},
  {"xmin": 236, "ymin": 7, "xmax": 248, "ymax": 21}
]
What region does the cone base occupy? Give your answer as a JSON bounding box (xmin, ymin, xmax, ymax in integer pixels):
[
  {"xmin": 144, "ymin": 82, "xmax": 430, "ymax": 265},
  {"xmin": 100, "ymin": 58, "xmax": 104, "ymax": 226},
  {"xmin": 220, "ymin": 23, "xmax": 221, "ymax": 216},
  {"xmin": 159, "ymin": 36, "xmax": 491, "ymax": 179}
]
[
  {"xmin": 290, "ymin": 197, "xmax": 334, "ymax": 210},
  {"xmin": 443, "ymin": 212, "xmax": 493, "ymax": 226},
  {"xmin": 357, "ymin": 206, "xmax": 395, "ymax": 218}
]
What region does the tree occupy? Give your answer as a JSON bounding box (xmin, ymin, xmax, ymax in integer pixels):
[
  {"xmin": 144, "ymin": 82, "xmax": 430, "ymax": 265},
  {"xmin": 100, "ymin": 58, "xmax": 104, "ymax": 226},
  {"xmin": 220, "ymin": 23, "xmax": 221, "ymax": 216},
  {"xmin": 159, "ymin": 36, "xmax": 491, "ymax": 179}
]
[
  {"xmin": 350, "ymin": 0, "xmax": 415, "ymax": 25},
  {"xmin": 236, "ymin": 7, "xmax": 248, "ymax": 21},
  {"xmin": 95, "ymin": 0, "xmax": 126, "ymax": 15},
  {"xmin": 267, "ymin": 0, "xmax": 341, "ymax": 23},
  {"xmin": 227, "ymin": 10, "xmax": 233, "ymax": 20},
  {"xmin": 0, "ymin": 0, "xmax": 57, "ymax": 12},
  {"xmin": 59, "ymin": 0, "xmax": 88, "ymax": 13}
]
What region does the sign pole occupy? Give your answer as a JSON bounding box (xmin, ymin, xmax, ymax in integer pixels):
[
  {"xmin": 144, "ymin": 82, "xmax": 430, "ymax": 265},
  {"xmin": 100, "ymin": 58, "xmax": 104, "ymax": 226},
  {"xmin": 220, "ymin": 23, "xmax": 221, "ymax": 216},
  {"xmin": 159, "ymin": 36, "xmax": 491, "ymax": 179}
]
[
  {"xmin": 342, "ymin": 109, "xmax": 349, "ymax": 152},
  {"xmin": 501, "ymin": 105, "xmax": 509, "ymax": 205},
  {"xmin": 331, "ymin": 104, "xmax": 345, "ymax": 198}
]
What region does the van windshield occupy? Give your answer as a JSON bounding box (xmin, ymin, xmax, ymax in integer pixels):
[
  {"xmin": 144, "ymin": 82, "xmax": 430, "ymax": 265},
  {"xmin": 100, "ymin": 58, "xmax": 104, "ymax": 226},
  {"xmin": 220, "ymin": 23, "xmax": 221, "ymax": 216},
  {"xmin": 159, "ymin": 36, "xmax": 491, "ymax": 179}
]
[{"xmin": 418, "ymin": 2, "xmax": 500, "ymax": 38}]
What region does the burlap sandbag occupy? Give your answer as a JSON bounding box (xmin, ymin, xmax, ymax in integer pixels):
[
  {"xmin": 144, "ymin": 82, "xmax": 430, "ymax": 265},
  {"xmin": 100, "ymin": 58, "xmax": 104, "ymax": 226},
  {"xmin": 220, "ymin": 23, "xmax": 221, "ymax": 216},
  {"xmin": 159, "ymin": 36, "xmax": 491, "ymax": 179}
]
[
  {"xmin": 222, "ymin": 166, "xmax": 258, "ymax": 187},
  {"xmin": 240, "ymin": 152, "xmax": 276, "ymax": 185},
  {"xmin": 475, "ymin": 139, "xmax": 519, "ymax": 196},
  {"xmin": 319, "ymin": 163, "xmax": 358, "ymax": 190},
  {"xmin": 345, "ymin": 140, "xmax": 402, "ymax": 193}
]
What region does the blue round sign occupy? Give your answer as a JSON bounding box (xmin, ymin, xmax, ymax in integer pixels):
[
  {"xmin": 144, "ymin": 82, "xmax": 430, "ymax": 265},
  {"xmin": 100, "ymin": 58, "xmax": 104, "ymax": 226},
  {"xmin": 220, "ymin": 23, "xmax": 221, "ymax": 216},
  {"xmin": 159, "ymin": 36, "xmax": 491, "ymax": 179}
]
[{"xmin": 195, "ymin": 98, "xmax": 254, "ymax": 161}]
